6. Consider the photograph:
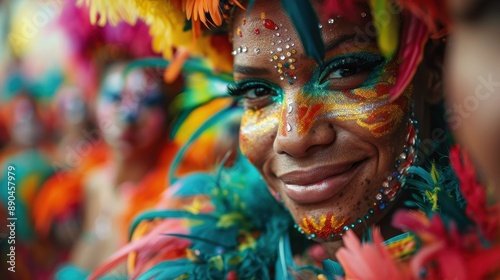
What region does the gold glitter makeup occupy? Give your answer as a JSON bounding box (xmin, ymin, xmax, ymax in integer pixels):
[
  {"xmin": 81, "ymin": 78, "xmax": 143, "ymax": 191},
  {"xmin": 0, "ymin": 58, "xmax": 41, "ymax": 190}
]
[
  {"xmin": 298, "ymin": 214, "xmax": 349, "ymax": 239},
  {"xmin": 239, "ymin": 106, "xmax": 279, "ymax": 158}
]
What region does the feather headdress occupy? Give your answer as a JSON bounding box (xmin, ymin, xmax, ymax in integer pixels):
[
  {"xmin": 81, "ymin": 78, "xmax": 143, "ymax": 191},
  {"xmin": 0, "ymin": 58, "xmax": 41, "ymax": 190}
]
[{"xmin": 77, "ymin": 0, "xmax": 435, "ymax": 100}]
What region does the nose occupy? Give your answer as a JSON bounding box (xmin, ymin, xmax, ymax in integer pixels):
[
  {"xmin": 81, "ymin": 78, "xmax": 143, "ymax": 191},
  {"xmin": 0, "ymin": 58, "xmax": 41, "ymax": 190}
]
[
  {"xmin": 119, "ymin": 102, "xmax": 140, "ymax": 123},
  {"xmin": 273, "ymin": 102, "xmax": 336, "ymax": 158}
]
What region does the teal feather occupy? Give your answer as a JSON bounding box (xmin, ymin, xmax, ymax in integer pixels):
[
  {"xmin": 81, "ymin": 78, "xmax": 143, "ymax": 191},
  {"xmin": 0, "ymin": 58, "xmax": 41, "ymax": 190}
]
[
  {"xmin": 165, "ymin": 233, "xmax": 236, "ymax": 248},
  {"xmin": 403, "ymin": 162, "xmax": 472, "ymax": 230},
  {"xmin": 245, "ymin": 0, "xmax": 256, "ymax": 14},
  {"xmin": 275, "ymin": 233, "xmax": 296, "ymax": 280},
  {"xmin": 168, "ymin": 104, "xmax": 237, "ymax": 184},
  {"xmin": 171, "ymin": 172, "xmax": 217, "ymax": 197},
  {"xmin": 137, "ymin": 259, "xmax": 193, "ymax": 280},
  {"xmin": 56, "ymin": 264, "xmax": 126, "ymax": 280},
  {"xmin": 281, "ymin": 0, "xmax": 325, "ymax": 64},
  {"xmin": 435, "ymin": 191, "xmax": 472, "ymax": 229},
  {"xmin": 321, "ymin": 259, "xmax": 345, "ymax": 280},
  {"xmin": 127, "ymin": 154, "xmax": 292, "ymax": 279}
]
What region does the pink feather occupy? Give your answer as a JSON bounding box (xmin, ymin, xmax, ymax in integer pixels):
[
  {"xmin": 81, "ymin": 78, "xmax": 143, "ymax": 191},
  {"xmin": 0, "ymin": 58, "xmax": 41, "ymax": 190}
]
[
  {"xmin": 336, "ymin": 228, "xmax": 406, "ymax": 279},
  {"xmin": 89, "ymin": 219, "xmax": 191, "ymax": 279},
  {"xmin": 321, "ymin": 0, "xmax": 367, "ymax": 25},
  {"xmin": 389, "ymin": 13, "xmax": 428, "ymax": 101}
]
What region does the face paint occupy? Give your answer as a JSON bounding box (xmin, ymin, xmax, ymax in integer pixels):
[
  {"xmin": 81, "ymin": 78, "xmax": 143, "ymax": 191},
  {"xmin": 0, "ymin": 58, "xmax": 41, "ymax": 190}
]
[
  {"xmin": 298, "ymin": 214, "xmax": 349, "ymax": 239},
  {"xmin": 239, "ymin": 106, "xmax": 279, "ymax": 158},
  {"xmin": 96, "ymin": 65, "xmax": 167, "ymax": 158},
  {"xmin": 232, "ymin": 1, "xmax": 415, "ymax": 242},
  {"xmin": 293, "ymin": 116, "xmax": 418, "ymax": 240},
  {"xmin": 288, "ymin": 48, "xmax": 409, "ymax": 137}
]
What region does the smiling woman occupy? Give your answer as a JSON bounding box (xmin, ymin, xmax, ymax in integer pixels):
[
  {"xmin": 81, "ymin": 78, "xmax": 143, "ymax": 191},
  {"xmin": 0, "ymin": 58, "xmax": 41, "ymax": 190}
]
[
  {"xmin": 230, "ymin": 1, "xmax": 413, "ymax": 244},
  {"xmin": 70, "ymin": 0, "xmax": 500, "ymax": 279}
]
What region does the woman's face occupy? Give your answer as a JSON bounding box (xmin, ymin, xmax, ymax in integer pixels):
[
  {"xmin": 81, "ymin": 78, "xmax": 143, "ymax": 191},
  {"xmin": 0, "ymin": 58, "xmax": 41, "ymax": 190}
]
[
  {"xmin": 231, "ymin": 1, "xmax": 413, "ymax": 240},
  {"xmin": 96, "ymin": 65, "xmax": 167, "ymax": 159},
  {"xmin": 10, "ymin": 96, "xmax": 43, "ymax": 147}
]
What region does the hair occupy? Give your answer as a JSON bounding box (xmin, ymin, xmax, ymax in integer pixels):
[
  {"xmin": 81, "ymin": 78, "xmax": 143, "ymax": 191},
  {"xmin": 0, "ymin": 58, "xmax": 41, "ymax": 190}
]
[{"xmin": 454, "ymin": 0, "xmax": 500, "ymax": 22}]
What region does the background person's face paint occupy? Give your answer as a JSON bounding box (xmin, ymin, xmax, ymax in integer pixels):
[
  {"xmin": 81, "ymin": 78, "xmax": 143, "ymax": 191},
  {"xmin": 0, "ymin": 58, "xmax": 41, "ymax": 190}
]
[{"xmin": 96, "ymin": 64, "xmax": 167, "ymax": 159}]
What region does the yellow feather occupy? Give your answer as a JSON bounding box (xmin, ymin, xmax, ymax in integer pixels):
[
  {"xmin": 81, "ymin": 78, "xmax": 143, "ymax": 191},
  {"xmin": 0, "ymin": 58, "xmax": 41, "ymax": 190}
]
[
  {"xmin": 369, "ymin": 0, "xmax": 399, "ymax": 58},
  {"xmin": 430, "ymin": 163, "xmax": 439, "ymax": 183}
]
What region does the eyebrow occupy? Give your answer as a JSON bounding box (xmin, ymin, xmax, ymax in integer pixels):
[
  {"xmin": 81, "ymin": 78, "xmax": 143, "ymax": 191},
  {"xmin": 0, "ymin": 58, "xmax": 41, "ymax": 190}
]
[
  {"xmin": 296, "ymin": 33, "xmax": 364, "ymax": 60},
  {"xmin": 324, "ymin": 34, "xmax": 358, "ymax": 51},
  {"xmin": 233, "ymin": 64, "xmax": 272, "ymax": 76},
  {"xmin": 233, "ymin": 34, "xmax": 372, "ymax": 75}
]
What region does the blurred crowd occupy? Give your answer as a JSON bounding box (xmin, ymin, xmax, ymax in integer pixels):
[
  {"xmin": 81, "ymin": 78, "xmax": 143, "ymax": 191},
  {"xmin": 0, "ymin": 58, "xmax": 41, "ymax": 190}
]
[{"xmin": 0, "ymin": 0, "xmax": 239, "ymax": 279}]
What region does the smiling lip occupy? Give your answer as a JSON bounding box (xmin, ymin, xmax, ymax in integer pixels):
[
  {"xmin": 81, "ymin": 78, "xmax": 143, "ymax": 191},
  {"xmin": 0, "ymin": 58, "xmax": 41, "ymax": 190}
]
[{"xmin": 280, "ymin": 161, "xmax": 363, "ymax": 204}]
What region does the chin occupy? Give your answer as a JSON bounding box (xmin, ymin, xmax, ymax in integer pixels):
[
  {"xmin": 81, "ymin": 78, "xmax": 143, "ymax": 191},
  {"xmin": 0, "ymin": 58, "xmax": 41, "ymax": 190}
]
[{"xmin": 281, "ymin": 169, "xmax": 391, "ymax": 241}]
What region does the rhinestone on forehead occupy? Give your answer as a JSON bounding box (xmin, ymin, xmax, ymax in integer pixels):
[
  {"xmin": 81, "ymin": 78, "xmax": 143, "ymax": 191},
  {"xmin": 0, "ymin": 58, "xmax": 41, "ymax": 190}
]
[
  {"xmin": 265, "ymin": 18, "xmax": 298, "ymax": 85},
  {"xmin": 232, "ymin": 15, "xmax": 344, "ymax": 84}
]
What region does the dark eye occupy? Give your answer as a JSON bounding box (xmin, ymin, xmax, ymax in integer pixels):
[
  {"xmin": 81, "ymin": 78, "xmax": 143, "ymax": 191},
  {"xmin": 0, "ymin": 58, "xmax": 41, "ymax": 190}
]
[
  {"xmin": 105, "ymin": 92, "xmax": 122, "ymax": 103},
  {"xmin": 141, "ymin": 94, "xmax": 163, "ymax": 107},
  {"xmin": 329, "ymin": 66, "xmax": 362, "ymax": 78},
  {"xmin": 243, "ymin": 87, "xmax": 274, "ymax": 99},
  {"xmin": 320, "ymin": 54, "xmax": 385, "ymax": 90},
  {"xmin": 228, "ymin": 80, "xmax": 281, "ymax": 109}
]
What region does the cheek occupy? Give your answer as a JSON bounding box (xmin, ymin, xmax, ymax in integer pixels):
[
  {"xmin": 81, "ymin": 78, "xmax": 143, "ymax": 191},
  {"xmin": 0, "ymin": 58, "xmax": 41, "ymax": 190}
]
[
  {"xmin": 239, "ymin": 107, "xmax": 280, "ymax": 164},
  {"xmin": 96, "ymin": 101, "xmax": 118, "ymax": 131},
  {"xmin": 139, "ymin": 109, "xmax": 165, "ymax": 137}
]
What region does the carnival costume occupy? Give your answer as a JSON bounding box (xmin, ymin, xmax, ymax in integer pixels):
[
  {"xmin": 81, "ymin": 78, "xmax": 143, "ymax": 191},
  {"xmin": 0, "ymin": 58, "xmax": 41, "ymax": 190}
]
[{"xmin": 62, "ymin": 0, "xmax": 500, "ymax": 279}]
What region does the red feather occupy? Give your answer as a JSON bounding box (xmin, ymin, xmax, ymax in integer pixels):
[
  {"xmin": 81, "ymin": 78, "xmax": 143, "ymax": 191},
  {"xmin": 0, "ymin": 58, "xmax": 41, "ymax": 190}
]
[{"xmin": 389, "ymin": 13, "xmax": 428, "ymax": 101}]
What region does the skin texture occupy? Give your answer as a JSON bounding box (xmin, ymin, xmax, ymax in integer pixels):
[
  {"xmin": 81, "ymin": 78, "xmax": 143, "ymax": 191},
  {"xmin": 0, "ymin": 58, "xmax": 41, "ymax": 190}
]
[
  {"xmin": 231, "ymin": 0, "xmax": 413, "ymax": 250},
  {"xmin": 445, "ymin": 0, "xmax": 500, "ymax": 202}
]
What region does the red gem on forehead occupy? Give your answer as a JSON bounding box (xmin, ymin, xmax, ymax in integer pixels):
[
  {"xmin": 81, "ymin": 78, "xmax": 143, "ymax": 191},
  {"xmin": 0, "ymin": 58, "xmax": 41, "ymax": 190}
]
[{"xmin": 263, "ymin": 19, "xmax": 278, "ymax": 30}]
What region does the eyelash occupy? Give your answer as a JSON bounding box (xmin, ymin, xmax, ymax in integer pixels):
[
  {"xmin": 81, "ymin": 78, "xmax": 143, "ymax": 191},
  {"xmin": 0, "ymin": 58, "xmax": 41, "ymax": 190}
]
[
  {"xmin": 227, "ymin": 80, "xmax": 280, "ymax": 109},
  {"xmin": 227, "ymin": 53, "xmax": 385, "ymax": 107},
  {"xmin": 319, "ymin": 54, "xmax": 385, "ymax": 86},
  {"xmin": 228, "ymin": 81, "xmax": 279, "ymax": 98}
]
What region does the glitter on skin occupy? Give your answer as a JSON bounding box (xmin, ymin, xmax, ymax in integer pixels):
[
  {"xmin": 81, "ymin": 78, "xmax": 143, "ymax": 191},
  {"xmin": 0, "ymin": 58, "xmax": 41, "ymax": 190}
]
[
  {"xmin": 286, "ymin": 49, "xmax": 409, "ymax": 137},
  {"xmin": 232, "ymin": 6, "xmax": 416, "ymax": 242},
  {"xmin": 239, "ymin": 106, "xmax": 279, "ymax": 156},
  {"xmin": 279, "ymin": 102, "xmax": 289, "ymax": 136},
  {"xmin": 291, "ymin": 89, "xmax": 409, "ymax": 137},
  {"xmin": 297, "ymin": 103, "xmax": 324, "ymax": 135}
]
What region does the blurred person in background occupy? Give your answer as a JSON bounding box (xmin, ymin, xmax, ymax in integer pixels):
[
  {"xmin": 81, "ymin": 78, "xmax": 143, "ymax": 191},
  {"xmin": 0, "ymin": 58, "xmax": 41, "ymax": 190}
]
[
  {"xmin": 0, "ymin": 92, "xmax": 56, "ymax": 279},
  {"xmin": 399, "ymin": 0, "xmax": 500, "ymax": 215},
  {"xmin": 28, "ymin": 0, "xmax": 179, "ymax": 275},
  {"xmin": 444, "ymin": 0, "xmax": 500, "ymax": 203},
  {"xmin": 32, "ymin": 0, "xmax": 237, "ymax": 277},
  {"xmin": 65, "ymin": 61, "xmax": 184, "ymax": 273},
  {"xmin": 0, "ymin": 0, "xmax": 66, "ymax": 278}
]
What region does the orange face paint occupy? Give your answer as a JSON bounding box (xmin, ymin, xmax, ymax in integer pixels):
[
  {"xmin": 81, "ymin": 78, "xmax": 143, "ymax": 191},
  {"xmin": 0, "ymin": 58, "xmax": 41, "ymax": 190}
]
[{"xmin": 298, "ymin": 214, "xmax": 349, "ymax": 239}]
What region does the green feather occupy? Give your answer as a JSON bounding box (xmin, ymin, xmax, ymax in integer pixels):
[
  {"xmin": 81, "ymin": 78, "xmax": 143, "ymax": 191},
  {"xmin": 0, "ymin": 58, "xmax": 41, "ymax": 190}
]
[
  {"xmin": 168, "ymin": 104, "xmax": 237, "ymax": 184},
  {"xmin": 281, "ymin": 0, "xmax": 325, "ymax": 64},
  {"xmin": 246, "ymin": 0, "xmax": 256, "ymax": 13}
]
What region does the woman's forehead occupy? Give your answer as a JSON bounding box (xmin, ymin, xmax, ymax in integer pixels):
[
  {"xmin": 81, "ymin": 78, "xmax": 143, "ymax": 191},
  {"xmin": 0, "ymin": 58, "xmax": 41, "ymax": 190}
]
[{"xmin": 231, "ymin": 1, "xmax": 376, "ymax": 81}]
